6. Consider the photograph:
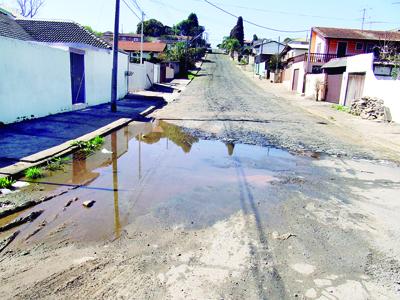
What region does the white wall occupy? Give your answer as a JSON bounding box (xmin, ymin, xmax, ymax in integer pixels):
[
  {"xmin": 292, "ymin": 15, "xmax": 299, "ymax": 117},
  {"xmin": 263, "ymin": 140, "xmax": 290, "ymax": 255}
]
[
  {"xmin": 305, "ymin": 73, "xmax": 326, "ymax": 99},
  {"xmin": 0, "ymin": 36, "xmax": 72, "ymax": 124},
  {"xmin": 85, "ymin": 50, "xmax": 128, "ymax": 105},
  {"xmin": 339, "ymin": 53, "xmax": 400, "ymax": 122},
  {"xmin": 0, "ymin": 36, "xmax": 129, "ymax": 124},
  {"xmin": 128, "ymin": 61, "xmax": 155, "ymax": 91},
  {"xmin": 315, "ymin": 34, "xmax": 326, "ymax": 53}
]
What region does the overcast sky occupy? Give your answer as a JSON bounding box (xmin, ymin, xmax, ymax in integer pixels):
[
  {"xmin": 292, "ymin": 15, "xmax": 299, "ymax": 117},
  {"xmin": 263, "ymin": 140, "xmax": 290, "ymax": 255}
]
[{"xmin": 1, "ymin": 0, "xmax": 399, "ymax": 45}]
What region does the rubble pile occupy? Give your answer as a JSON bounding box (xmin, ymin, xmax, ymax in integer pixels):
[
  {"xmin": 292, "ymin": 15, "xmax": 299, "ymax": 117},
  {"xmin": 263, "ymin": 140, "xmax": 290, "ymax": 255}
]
[{"xmin": 350, "ymin": 97, "xmax": 385, "ymax": 120}]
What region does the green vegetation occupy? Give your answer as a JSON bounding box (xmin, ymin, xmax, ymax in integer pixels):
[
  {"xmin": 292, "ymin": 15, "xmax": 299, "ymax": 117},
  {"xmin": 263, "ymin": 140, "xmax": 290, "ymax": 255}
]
[
  {"xmin": 72, "ymin": 136, "xmax": 105, "ymax": 155},
  {"xmin": 84, "ymin": 25, "xmax": 102, "ymax": 38},
  {"xmin": 45, "ymin": 157, "xmax": 70, "ymax": 171},
  {"xmin": 220, "ymin": 37, "xmax": 241, "ymax": 58},
  {"xmin": 25, "ymin": 167, "xmax": 44, "ymax": 180},
  {"xmin": 331, "ymin": 104, "xmax": 350, "ymax": 113},
  {"xmin": 230, "ymin": 16, "xmax": 244, "ymax": 46},
  {"xmin": 0, "ymin": 177, "xmax": 15, "ymax": 189}
]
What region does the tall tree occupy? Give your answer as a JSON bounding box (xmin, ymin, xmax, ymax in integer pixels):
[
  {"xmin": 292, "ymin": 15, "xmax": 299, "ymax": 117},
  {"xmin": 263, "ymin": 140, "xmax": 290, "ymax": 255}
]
[
  {"xmin": 230, "ymin": 16, "xmax": 244, "ymax": 46},
  {"xmin": 17, "ymin": 0, "xmax": 45, "ymax": 18},
  {"xmin": 137, "ymin": 19, "xmax": 165, "ymax": 37},
  {"xmin": 253, "ymin": 34, "xmax": 258, "ymax": 42},
  {"xmin": 176, "ymin": 13, "xmax": 204, "ymax": 36}
]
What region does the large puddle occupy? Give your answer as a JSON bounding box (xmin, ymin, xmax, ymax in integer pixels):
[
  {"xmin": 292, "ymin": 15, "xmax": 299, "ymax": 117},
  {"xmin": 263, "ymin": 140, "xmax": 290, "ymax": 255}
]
[{"xmin": 1, "ymin": 121, "xmax": 312, "ymax": 245}]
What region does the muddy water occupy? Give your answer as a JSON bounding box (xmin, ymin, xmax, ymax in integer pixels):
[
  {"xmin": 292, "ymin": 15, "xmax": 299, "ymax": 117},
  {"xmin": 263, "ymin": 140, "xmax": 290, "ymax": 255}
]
[{"xmin": 2, "ymin": 121, "xmax": 311, "ymax": 246}]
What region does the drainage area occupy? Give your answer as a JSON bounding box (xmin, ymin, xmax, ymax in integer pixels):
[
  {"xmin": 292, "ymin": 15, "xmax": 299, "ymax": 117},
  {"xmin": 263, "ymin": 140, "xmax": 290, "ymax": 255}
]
[{"xmin": 0, "ymin": 121, "xmax": 312, "ymax": 245}]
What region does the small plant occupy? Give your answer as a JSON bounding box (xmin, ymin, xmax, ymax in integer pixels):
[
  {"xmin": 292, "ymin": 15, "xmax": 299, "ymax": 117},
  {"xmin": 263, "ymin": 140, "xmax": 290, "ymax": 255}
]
[
  {"xmin": 25, "ymin": 167, "xmax": 44, "ymax": 180},
  {"xmin": 331, "ymin": 104, "xmax": 350, "ymax": 113},
  {"xmin": 0, "ymin": 177, "xmax": 15, "ymax": 189},
  {"xmin": 72, "ymin": 136, "xmax": 105, "ymax": 155},
  {"xmin": 45, "ymin": 157, "xmax": 70, "ymax": 171}
]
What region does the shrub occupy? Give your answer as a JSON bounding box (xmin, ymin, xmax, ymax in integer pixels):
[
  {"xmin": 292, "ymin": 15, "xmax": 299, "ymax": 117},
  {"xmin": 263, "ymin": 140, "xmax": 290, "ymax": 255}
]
[
  {"xmin": 25, "ymin": 167, "xmax": 44, "ymax": 179},
  {"xmin": 72, "ymin": 136, "xmax": 105, "ymax": 155},
  {"xmin": 0, "ymin": 177, "xmax": 15, "ymax": 189},
  {"xmin": 45, "ymin": 157, "xmax": 70, "ymax": 171}
]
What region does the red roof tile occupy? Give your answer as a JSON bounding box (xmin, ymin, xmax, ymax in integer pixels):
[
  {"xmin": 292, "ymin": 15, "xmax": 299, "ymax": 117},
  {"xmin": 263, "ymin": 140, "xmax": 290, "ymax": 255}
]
[
  {"xmin": 118, "ymin": 41, "xmax": 166, "ymax": 52},
  {"xmin": 313, "ymin": 27, "xmax": 400, "ymax": 42}
]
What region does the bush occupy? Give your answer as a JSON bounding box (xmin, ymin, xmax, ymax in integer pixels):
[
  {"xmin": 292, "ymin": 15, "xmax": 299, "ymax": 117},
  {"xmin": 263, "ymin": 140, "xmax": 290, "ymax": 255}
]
[
  {"xmin": 25, "ymin": 167, "xmax": 44, "ymax": 180},
  {"xmin": 0, "ymin": 177, "xmax": 15, "ymax": 189},
  {"xmin": 45, "ymin": 157, "xmax": 70, "ymax": 171},
  {"xmin": 72, "ymin": 136, "xmax": 105, "ymax": 155}
]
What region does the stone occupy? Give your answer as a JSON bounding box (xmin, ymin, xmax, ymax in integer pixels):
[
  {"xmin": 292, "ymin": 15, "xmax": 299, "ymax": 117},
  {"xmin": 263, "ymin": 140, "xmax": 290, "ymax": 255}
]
[{"xmin": 82, "ymin": 200, "xmax": 96, "ymax": 208}]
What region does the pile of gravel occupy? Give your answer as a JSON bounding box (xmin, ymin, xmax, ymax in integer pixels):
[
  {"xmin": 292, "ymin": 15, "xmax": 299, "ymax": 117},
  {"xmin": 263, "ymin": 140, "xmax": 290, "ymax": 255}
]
[{"xmin": 350, "ymin": 97, "xmax": 385, "ymax": 120}]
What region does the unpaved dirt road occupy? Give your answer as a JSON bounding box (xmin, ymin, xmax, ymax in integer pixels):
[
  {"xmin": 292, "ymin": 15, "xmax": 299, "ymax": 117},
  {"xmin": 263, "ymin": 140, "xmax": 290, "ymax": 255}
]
[{"xmin": 0, "ymin": 53, "xmax": 400, "ymax": 300}]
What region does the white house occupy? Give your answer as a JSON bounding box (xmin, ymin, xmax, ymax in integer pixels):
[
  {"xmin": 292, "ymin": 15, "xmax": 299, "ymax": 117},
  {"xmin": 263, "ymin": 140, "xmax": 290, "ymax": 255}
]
[
  {"xmin": 0, "ymin": 10, "xmax": 129, "ymax": 124},
  {"xmin": 252, "ymin": 39, "xmax": 285, "ymax": 77}
]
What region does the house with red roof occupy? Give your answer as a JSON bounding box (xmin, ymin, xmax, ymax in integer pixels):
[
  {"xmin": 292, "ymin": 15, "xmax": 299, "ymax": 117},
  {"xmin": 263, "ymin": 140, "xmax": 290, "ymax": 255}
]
[{"xmin": 118, "ymin": 41, "xmax": 167, "ymax": 62}]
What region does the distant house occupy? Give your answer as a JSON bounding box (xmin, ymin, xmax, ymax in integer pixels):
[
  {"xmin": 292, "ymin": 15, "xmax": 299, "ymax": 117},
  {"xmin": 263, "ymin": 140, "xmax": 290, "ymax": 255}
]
[
  {"xmin": 118, "ymin": 41, "xmax": 167, "ymax": 62},
  {"xmin": 102, "ymin": 31, "xmax": 143, "ymax": 44},
  {"xmin": 252, "ymin": 39, "xmax": 285, "ymax": 77},
  {"xmin": 0, "ymin": 10, "xmax": 128, "ymax": 124},
  {"xmin": 288, "ymin": 27, "xmax": 400, "ymax": 95}
]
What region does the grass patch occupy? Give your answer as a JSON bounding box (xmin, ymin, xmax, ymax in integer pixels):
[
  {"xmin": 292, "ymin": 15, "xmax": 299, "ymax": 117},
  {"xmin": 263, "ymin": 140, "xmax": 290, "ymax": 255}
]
[
  {"xmin": 72, "ymin": 136, "xmax": 105, "ymax": 155},
  {"xmin": 0, "ymin": 177, "xmax": 15, "ymax": 189},
  {"xmin": 25, "ymin": 167, "xmax": 44, "ymax": 180},
  {"xmin": 331, "ymin": 104, "xmax": 350, "ymax": 113},
  {"xmin": 45, "ymin": 157, "xmax": 70, "ymax": 171}
]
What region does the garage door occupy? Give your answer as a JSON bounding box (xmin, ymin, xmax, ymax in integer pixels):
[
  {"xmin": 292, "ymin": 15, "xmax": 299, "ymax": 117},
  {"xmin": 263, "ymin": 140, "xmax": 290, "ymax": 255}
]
[
  {"xmin": 325, "ymin": 74, "xmax": 343, "ymax": 103},
  {"xmin": 345, "ymin": 73, "xmax": 365, "ymax": 106}
]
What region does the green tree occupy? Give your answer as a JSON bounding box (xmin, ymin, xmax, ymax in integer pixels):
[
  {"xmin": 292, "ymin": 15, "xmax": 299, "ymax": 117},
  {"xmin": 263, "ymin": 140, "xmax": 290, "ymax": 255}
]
[
  {"xmin": 253, "ymin": 34, "xmax": 258, "ymax": 42},
  {"xmin": 176, "ymin": 13, "xmax": 204, "ymax": 36},
  {"xmin": 84, "ymin": 26, "xmax": 102, "ymax": 37},
  {"xmin": 221, "ymin": 37, "xmax": 241, "ymax": 58},
  {"xmin": 230, "ymin": 16, "xmax": 244, "ymax": 46},
  {"xmin": 137, "ymin": 19, "xmax": 165, "ymax": 37}
]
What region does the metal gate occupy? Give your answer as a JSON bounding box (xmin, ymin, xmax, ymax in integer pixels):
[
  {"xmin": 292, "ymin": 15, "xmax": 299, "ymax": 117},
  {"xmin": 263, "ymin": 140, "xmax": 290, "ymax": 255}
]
[
  {"xmin": 292, "ymin": 69, "xmax": 299, "ymax": 91},
  {"xmin": 325, "ymin": 74, "xmax": 343, "ymax": 103},
  {"xmin": 344, "ymin": 73, "xmax": 365, "ymax": 106}
]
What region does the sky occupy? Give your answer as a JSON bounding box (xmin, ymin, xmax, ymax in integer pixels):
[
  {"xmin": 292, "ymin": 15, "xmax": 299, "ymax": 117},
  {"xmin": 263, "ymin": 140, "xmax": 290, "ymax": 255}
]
[{"xmin": 1, "ymin": 0, "xmax": 399, "ymax": 45}]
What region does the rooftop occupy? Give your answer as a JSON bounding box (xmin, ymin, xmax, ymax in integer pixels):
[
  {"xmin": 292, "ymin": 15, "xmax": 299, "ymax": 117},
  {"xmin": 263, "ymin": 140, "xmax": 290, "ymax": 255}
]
[
  {"xmin": 15, "ymin": 19, "xmax": 111, "ymax": 49},
  {"xmin": 118, "ymin": 41, "xmax": 167, "ymax": 52},
  {"xmin": 313, "ymin": 27, "xmax": 400, "ymax": 42},
  {"xmin": 0, "ymin": 12, "xmax": 32, "ymax": 41}
]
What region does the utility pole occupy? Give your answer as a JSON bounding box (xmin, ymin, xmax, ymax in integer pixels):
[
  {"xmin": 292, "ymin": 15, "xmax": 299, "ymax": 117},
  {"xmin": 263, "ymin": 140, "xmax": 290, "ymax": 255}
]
[
  {"xmin": 140, "ymin": 11, "xmax": 144, "ymax": 64},
  {"xmin": 111, "ymin": 0, "xmax": 120, "ymax": 112},
  {"xmin": 361, "ymin": 8, "xmax": 366, "ymax": 31},
  {"xmin": 275, "ymin": 36, "xmax": 280, "ymax": 72}
]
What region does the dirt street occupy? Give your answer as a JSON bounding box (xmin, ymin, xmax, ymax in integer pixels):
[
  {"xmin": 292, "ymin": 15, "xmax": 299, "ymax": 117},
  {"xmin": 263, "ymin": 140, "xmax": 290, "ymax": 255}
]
[{"xmin": 0, "ymin": 53, "xmax": 400, "ymax": 300}]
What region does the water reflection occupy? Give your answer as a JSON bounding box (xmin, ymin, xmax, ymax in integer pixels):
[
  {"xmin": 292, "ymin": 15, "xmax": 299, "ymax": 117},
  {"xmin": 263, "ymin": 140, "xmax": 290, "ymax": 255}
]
[
  {"xmin": 138, "ymin": 120, "xmax": 199, "ymax": 154},
  {"xmin": 111, "ymin": 132, "xmax": 121, "ymax": 239}
]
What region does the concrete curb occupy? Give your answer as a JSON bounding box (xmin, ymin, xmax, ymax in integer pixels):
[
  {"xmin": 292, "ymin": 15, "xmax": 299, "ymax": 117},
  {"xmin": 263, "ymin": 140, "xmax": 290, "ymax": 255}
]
[{"xmin": 0, "ymin": 105, "xmax": 158, "ymax": 179}]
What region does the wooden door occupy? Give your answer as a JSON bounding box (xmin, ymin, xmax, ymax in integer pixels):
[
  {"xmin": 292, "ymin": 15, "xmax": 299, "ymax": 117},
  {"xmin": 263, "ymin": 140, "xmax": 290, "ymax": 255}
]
[
  {"xmin": 292, "ymin": 69, "xmax": 299, "ymax": 91},
  {"xmin": 345, "ymin": 74, "xmax": 365, "ymax": 106}
]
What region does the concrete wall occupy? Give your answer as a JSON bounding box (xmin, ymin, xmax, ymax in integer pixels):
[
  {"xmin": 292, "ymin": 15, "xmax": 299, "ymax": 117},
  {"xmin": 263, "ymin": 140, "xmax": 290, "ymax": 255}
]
[
  {"xmin": 0, "ymin": 36, "xmax": 72, "ymax": 124},
  {"xmin": 128, "ymin": 61, "xmax": 156, "ymax": 91},
  {"xmin": 339, "ymin": 53, "xmax": 400, "ymax": 122},
  {"xmin": 0, "ymin": 36, "xmax": 129, "ymax": 124},
  {"xmin": 85, "ymin": 50, "xmax": 128, "ymax": 106},
  {"xmin": 305, "ymin": 73, "xmax": 326, "ymax": 99}
]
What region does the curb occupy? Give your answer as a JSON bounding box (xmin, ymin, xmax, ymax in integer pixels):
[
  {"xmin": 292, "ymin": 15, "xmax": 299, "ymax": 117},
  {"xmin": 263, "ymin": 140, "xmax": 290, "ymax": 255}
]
[{"xmin": 0, "ymin": 105, "xmax": 158, "ymax": 179}]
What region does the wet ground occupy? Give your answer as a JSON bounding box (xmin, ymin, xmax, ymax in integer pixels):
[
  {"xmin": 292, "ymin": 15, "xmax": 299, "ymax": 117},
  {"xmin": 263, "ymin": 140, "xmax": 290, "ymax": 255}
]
[{"xmin": 1, "ymin": 120, "xmax": 400, "ymax": 299}]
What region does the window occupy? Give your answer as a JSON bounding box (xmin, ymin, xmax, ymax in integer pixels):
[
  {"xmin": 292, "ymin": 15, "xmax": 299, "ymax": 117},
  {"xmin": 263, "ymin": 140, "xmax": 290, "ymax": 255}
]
[{"xmin": 356, "ymin": 42, "xmax": 364, "ymax": 51}]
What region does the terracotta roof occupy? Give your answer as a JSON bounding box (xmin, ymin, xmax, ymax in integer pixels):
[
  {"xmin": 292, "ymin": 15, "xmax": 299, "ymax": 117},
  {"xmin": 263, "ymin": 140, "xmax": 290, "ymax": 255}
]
[
  {"xmin": 313, "ymin": 27, "xmax": 400, "ymax": 42},
  {"xmin": 118, "ymin": 41, "xmax": 166, "ymax": 52},
  {"xmin": 16, "ymin": 19, "xmax": 111, "ymax": 49}
]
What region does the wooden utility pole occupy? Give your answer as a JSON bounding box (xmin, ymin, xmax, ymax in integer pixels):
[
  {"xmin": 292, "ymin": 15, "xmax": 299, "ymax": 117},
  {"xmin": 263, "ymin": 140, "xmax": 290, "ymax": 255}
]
[{"xmin": 111, "ymin": 0, "xmax": 120, "ymax": 112}]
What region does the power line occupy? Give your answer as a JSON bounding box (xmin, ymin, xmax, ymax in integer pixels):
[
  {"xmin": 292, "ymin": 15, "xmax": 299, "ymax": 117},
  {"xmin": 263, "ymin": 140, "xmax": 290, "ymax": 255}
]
[
  {"xmin": 203, "ymin": 0, "xmax": 309, "ymax": 33},
  {"xmin": 121, "ymin": 0, "xmax": 141, "ymax": 20}
]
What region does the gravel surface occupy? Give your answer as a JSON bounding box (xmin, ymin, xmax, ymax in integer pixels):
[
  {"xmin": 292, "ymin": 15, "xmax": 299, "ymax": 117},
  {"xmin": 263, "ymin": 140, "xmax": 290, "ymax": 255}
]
[{"xmin": 154, "ymin": 53, "xmax": 398, "ymax": 162}]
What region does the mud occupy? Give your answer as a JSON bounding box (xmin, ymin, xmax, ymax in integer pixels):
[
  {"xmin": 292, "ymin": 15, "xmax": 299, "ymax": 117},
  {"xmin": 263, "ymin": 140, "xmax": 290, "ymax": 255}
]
[{"xmin": 0, "ymin": 54, "xmax": 399, "ymax": 299}]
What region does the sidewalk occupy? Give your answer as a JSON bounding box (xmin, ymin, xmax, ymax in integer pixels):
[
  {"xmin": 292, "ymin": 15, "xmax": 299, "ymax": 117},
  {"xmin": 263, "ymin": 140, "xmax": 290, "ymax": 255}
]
[
  {"xmin": 0, "ymin": 95, "xmax": 166, "ymax": 175},
  {"xmin": 239, "ymin": 66, "xmax": 400, "ymax": 158}
]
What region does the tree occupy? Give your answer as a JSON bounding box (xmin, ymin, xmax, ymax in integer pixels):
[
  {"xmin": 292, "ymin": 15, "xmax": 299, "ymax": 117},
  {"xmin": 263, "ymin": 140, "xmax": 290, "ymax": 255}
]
[
  {"xmin": 137, "ymin": 19, "xmax": 165, "ymax": 37},
  {"xmin": 84, "ymin": 26, "xmax": 102, "ymax": 38},
  {"xmin": 17, "ymin": 0, "xmax": 45, "ymax": 18},
  {"xmin": 230, "ymin": 16, "xmax": 244, "ymax": 46},
  {"xmin": 221, "ymin": 36, "xmax": 241, "ymax": 58},
  {"xmin": 253, "ymin": 34, "xmax": 258, "ymax": 42},
  {"xmin": 176, "ymin": 13, "xmax": 204, "ymax": 37}
]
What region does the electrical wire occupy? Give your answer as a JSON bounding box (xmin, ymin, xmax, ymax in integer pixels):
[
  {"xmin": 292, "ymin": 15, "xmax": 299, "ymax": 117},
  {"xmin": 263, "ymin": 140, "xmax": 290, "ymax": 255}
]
[
  {"xmin": 122, "ymin": 0, "xmax": 141, "ymax": 20},
  {"xmin": 203, "ymin": 0, "xmax": 309, "ymax": 33}
]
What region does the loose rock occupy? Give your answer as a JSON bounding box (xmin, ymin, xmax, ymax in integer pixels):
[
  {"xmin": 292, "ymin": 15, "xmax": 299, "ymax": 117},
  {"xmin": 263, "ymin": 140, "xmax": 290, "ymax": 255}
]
[{"xmin": 82, "ymin": 200, "xmax": 96, "ymax": 208}]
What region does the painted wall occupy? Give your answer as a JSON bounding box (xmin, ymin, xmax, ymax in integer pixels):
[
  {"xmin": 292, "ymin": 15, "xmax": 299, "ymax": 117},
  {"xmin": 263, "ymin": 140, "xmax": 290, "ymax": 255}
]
[
  {"xmin": 85, "ymin": 50, "xmax": 128, "ymax": 106},
  {"xmin": 305, "ymin": 73, "xmax": 326, "ymax": 99},
  {"xmin": 128, "ymin": 61, "xmax": 156, "ymax": 91},
  {"xmin": 0, "ymin": 36, "xmax": 72, "ymax": 124},
  {"xmin": 327, "ymin": 39, "xmax": 366, "ymax": 56},
  {"xmin": 339, "ymin": 53, "xmax": 400, "ymax": 122}
]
